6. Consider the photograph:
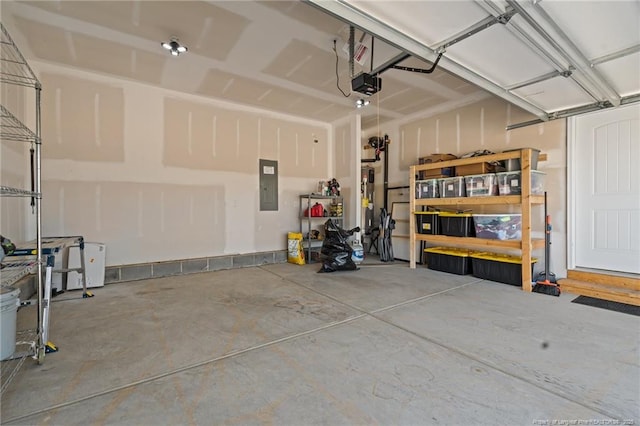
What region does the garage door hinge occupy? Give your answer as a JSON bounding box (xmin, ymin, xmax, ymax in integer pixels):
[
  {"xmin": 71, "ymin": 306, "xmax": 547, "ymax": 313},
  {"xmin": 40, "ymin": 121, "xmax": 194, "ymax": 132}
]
[{"xmin": 497, "ymin": 8, "xmax": 517, "ymax": 25}]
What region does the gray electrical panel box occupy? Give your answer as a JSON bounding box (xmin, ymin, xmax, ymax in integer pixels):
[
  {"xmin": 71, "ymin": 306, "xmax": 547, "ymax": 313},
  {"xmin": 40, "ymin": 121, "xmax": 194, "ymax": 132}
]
[{"xmin": 259, "ymin": 159, "xmax": 278, "ymax": 211}]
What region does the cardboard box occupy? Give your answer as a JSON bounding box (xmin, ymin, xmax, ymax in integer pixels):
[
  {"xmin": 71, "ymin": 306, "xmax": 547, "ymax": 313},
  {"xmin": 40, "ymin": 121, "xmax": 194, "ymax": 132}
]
[
  {"xmin": 419, "ymin": 154, "xmax": 458, "ymax": 163},
  {"xmin": 418, "ymin": 154, "xmax": 457, "ymax": 179},
  {"xmin": 421, "ymin": 168, "xmax": 455, "ymax": 178},
  {"xmin": 455, "ymin": 162, "xmax": 495, "ymax": 176}
]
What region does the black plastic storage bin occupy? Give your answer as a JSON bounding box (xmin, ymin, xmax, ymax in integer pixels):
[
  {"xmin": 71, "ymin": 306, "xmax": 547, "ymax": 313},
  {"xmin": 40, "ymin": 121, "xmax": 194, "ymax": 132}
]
[
  {"xmin": 439, "ymin": 212, "xmax": 475, "ymax": 237},
  {"xmin": 424, "ymin": 247, "xmax": 473, "ymax": 275},
  {"xmin": 470, "ymin": 252, "xmax": 537, "ymax": 286},
  {"xmin": 415, "ymin": 212, "xmax": 439, "ymax": 235}
]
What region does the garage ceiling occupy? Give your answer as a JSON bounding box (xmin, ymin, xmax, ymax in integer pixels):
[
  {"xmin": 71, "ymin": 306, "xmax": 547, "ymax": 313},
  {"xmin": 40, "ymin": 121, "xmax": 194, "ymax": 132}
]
[
  {"xmin": 309, "ymin": 0, "xmax": 640, "ymax": 127},
  {"xmin": 2, "ymin": 1, "xmax": 638, "ymax": 129}
]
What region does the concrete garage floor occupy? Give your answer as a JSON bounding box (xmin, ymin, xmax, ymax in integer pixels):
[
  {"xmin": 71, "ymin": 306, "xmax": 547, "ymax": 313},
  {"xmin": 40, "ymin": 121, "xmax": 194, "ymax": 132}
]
[{"xmin": 1, "ymin": 261, "xmax": 638, "ymax": 425}]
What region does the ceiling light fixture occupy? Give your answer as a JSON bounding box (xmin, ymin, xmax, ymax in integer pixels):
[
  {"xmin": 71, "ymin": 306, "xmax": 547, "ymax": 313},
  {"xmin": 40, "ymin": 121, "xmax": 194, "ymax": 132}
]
[
  {"xmin": 356, "ymin": 98, "xmax": 370, "ymax": 108},
  {"xmin": 161, "ymin": 36, "xmax": 188, "ymax": 56}
]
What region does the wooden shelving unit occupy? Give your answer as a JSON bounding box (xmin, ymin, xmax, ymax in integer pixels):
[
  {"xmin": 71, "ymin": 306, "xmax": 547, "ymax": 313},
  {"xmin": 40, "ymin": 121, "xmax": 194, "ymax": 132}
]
[{"xmin": 409, "ymin": 148, "xmax": 543, "ymax": 291}]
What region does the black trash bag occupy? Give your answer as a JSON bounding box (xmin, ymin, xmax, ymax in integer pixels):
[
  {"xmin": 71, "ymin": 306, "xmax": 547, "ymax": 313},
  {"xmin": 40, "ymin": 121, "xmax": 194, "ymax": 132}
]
[{"xmin": 318, "ymin": 220, "xmax": 361, "ymax": 273}]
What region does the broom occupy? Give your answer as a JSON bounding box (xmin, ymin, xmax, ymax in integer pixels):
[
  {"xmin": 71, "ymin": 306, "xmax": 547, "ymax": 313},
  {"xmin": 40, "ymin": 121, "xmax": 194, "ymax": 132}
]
[{"xmin": 532, "ymin": 192, "xmax": 561, "ymax": 296}]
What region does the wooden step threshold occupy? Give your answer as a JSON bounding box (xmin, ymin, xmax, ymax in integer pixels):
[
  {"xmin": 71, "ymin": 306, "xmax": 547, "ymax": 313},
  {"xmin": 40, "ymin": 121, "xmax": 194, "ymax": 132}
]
[
  {"xmin": 567, "ymin": 269, "xmax": 640, "ymax": 291},
  {"xmin": 558, "ymin": 278, "xmax": 640, "ymax": 306}
]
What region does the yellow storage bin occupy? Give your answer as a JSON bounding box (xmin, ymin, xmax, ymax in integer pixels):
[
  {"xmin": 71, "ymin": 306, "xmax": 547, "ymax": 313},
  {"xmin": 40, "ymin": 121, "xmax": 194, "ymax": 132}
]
[
  {"xmin": 438, "ymin": 212, "xmax": 475, "ymax": 237},
  {"xmin": 414, "ymin": 211, "xmax": 439, "ymax": 234},
  {"xmin": 423, "ymin": 247, "xmax": 474, "ymax": 275},
  {"xmin": 470, "ymin": 252, "xmax": 538, "ymax": 286}
]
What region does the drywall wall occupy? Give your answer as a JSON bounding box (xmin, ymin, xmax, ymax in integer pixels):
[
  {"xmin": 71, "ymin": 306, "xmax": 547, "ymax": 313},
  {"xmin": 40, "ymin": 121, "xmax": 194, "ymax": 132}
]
[
  {"xmin": 42, "ymin": 74, "xmax": 125, "ymax": 162},
  {"xmin": 372, "ymin": 96, "xmax": 568, "ymax": 276},
  {"xmin": 33, "ymin": 62, "xmax": 330, "ymax": 266}
]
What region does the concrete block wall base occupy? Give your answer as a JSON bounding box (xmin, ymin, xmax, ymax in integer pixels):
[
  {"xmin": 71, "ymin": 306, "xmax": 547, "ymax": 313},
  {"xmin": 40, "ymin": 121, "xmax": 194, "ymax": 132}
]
[
  {"xmin": 105, "ymin": 250, "xmax": 288, "ymax": 284},
  {"xmin": 10, "ymin": 250, "xmax": 288, "ymax": 300}
]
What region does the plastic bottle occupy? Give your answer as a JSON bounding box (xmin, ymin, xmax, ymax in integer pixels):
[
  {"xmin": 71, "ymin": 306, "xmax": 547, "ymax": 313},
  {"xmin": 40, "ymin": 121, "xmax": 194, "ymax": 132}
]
[{"xmin": 351, "ymin": 240, "xmax": 364, "ymax": 264}]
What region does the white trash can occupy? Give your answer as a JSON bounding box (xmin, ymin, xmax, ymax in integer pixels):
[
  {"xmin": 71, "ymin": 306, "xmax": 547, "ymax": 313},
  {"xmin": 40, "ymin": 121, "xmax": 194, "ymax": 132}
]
[{"xmin": 0, "ymin": 287, "xmax": 20, "ymax": 360}]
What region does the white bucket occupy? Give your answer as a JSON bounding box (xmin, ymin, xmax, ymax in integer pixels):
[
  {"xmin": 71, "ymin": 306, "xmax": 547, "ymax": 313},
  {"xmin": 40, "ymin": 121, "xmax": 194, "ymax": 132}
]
[{"xmin": 0, "ymin": 287, "xmax": 20, "ymax": 360}]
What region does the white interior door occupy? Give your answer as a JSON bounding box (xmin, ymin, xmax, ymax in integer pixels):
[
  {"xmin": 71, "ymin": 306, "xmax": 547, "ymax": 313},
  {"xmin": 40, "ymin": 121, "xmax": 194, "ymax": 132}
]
[{"xmin": 572, "ymin": 104, "xmax": 640, "ymax": 274}]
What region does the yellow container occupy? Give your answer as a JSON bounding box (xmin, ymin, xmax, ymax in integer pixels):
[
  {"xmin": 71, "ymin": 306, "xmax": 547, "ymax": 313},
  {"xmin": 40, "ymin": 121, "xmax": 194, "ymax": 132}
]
[
  {"xmin": 424, "ymin": 247, "xmax": 474, "ymax": 257},
  {"xmin": 470, "ymin": 252, "xmax": 537, "ymax": 264},
  {"xmin": 414, "ymin": 211, "xmax": 439, "ymax": 234},
  {"xmin": 423, "ymin": 247, "xmax": 474, "ymax": 275},
  {"xmin": 438, "ymin": 212, "xmax": 474, "ymax": 237},
  {"xmin": 438, "ymin": 212, "xmax": 472, "ymax": 217},
  {"xmin": 469, "ymin": 252, "xmax": 538, "ymax": 286}
]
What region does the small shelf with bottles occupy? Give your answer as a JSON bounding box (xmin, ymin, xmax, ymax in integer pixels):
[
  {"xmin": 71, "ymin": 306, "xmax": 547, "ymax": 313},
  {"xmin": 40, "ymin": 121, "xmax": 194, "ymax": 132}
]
[{"xmin": 299, "ymin": 194, "xmax": 344, "ymax": 262}]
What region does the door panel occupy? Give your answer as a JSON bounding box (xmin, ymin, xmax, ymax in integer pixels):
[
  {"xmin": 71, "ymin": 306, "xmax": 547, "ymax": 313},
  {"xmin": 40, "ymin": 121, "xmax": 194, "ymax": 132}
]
[{"xmin": 574, "ymin": 104, "xmax": 640, "ymax": 273}]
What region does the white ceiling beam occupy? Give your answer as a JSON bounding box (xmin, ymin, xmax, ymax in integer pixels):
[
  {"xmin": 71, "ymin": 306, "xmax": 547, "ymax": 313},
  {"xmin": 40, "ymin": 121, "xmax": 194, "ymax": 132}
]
[
  {"xmin": 434, "ymin": 8, "xmax": 516, "ymax": 52},
  {"xmin": 506, "ymin": 70, "xmax": 563, "ymax": 91},
  {"xmin": 304, "ymin": 0, "xmax": 549, "ymax": 121},
  {"xmin": 591, "ymin": 44, "xmax": 640, "ymax": 66},
  {"xmin": 506, "ymin": 92, "xmax": 640, "ymax": 131}
]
